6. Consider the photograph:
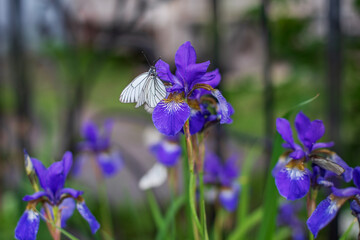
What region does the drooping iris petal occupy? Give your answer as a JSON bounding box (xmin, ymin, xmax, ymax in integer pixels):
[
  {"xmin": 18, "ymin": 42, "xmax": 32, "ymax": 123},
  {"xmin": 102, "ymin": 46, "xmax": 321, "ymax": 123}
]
[
  {"xmin": 59, "ymin": 198, "xmax": 76, "ymax": 227},
  {"xmin": 276, "ymin": 118, "xmax": 296, "ymax": 149},
  {"xmin": 97, "ymin": 151, "xmax": 123, "ymax": 177},
  {"xmin": 77, "ymin": 201, "xmax": 100, "ymax": 234},
  {"xmin": 211, "ymin": 89, "xmax": 233, "ymax": 124},
  {"xmin": 189, "ymin": 110, "xmax": 206, "ymax": 134},
  {"xmin": 275, "ymin": 161, "xmax": 310, "ymax": 200},
  {"xmin": 138, "ymin": 163, "xmax": 168, "ymax": 190},
  {"xmin": 294, "ymin": 111, "xmax": 311, "ymax": 147},
  {"xmin": 307, "ymin": 196, "xmax": 344, "ymax": 238},
  {"xmin": 219, "ymin": 184, "xmax": 240, "ymax": 212},
  {"xmin": 23, "ymin": 191, "xmax": 48, "ymax": 202},
  {"xmin": 152, "ymin": 99, "xmax": 191, "ymax": 136},
  {"xmin": 15, "ymin": 210, "xmax": 40, "ymax": 240},
  {"xmin": 150, "ymin": 141, "xmax": 181, "ymax": 167},
  {"xmin": 30, "ymin": 158, "xmax": 47, "ymax": 189}
]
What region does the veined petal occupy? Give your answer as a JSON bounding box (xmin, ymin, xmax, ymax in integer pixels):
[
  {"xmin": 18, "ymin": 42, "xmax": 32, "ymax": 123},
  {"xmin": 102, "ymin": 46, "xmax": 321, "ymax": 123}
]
[
  {"xmin": 59, "ymin": 198, "xmax": 76, "ymax": 227},
  {"xmin": 76, "ymin": 201, "xmax": 100, "ymax": 234},
  {"xmin": 307, "ymin": 195, "xmax": 346, "ymax": 238},
  {"xmin": 272, "ymin": 152, "xmax": 292, "ymax": 177},
  {"xmin": 308, "ymin": 120, "xmax": 325, "ymax": 146},
  {"xmin": 150, "ymin": 141, "xmax": 181, "ymax": 167},
  {"xmin": 15, "ymin": 210, "xmax": 40, "ymax": 240},
  {"xmin": 276, "ymin": 118, "xmax": 295, "ymax": 149},
  {"xmin": 23, "ymin": 191, "xmax": 48, "ymax": 202},
  {"xmin": 152, "ymin": 98, "xmax": 191, "ymax": 136},
  {"xmin": 96, "ymin": 151, "xmax": 123, "ymax": 177},
  {"xmin": 211, "ymin": 89, "xmax": 233, "ymax": 124},
  {"xmin": 219, "ymin": 184, "xmax": 240, "ymax": 212},
  {"xmin": 275, "ymin": 160, "xmax": 310, "ymax": 200}
]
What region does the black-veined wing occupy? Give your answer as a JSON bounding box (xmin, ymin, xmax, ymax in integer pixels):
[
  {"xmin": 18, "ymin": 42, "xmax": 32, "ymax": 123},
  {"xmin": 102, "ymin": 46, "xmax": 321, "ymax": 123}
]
[{"xmin": 119, "ymin": 72, "xmax": 149, "ymax": 104}]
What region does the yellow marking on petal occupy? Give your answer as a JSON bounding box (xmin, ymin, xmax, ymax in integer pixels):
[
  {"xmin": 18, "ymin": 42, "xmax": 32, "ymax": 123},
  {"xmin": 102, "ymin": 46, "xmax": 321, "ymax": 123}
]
[
  {"xmin": 286, "ymin": 159, "xmax": 305, "ymax": 171},
  {"xmin": 163, "ymin": 92, "xmax": 185, "ymax": 103}
]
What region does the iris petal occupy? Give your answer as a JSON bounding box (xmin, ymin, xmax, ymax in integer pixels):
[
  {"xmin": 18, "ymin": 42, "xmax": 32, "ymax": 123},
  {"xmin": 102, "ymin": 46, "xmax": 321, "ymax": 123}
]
[
  {"xmin": 82, "ymin": 121, "xmax": 99, "ymax": 144},
  {"xmin": 307, "ymin": 196, "xmax": 343, "ymax": 238},
  {"xmin": 219, "ymin": 184, "xmax": 240, "ymax": 212},
  {"xmin": 175, "ymin": 41, "xmax": 197, "ymax": 84},
  {"xmin": 15, "ymin": 210, "xmax": 40, "ymax": 240},
  {"xmin": 77, "ymin": 201, "xmax": 100, "ymax": 234},
  {"xmin": 152, "ymin": 99, "xmax": 191, "ymax": 136},
  {"xmin": 59, "ymin": 198, "xmax": 76, "ymax": 228},
  {"xmin": 155, "ymin": 59, "xmax": 176, "ymax": 84},
  {"xmin": 211, "ymin": 90, "xmax": 233, "ymax": 124},
  {"xmin": 150, "ymin": 141, "xmax": 181, "ymax": 167},
  {"xmin": 97, "ymin": 151, "xmax": 123, "ymax": 177},
  {"xmin": 275, "ymin": 161, "xmax": 310, "ymax": 200},
  {"xmin": 30, "ymin": 158, "xmax": 47, "ymax": 189},
  {"xmin": 23, "ymin": 191, "xmax": 48, "ymax": 202},
  {"xmin": 276, "ymin": 118, "xmax": 295, "ymax": 149}
]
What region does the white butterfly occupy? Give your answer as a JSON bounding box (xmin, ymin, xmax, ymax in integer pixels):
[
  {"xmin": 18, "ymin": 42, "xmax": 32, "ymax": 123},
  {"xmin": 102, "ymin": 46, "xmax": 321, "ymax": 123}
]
[{"xmin": 119, "ymin": 66, "xmax": 167, "ymax": 112}]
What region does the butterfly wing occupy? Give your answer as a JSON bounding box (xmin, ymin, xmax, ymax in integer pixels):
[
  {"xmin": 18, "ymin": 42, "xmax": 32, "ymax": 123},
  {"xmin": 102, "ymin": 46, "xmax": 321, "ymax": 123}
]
[
  {"xmin": 119, "ymin": 72, "xmax": 149, "ymax": 104},
  {"xmin": 144, "ymin": 76, "xmax": 167, "ymax": 108}
]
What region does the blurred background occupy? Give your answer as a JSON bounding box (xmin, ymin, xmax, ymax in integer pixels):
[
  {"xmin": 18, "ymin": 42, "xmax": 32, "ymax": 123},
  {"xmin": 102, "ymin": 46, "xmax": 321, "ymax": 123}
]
[{"xmin": 1, "ymin": 0, "xmax": 360, "ymax": 239}]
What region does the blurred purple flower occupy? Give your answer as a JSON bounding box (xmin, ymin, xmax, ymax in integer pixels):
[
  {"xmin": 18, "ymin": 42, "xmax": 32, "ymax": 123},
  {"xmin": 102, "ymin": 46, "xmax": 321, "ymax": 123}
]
[
  {"xmin": 277, "ymin": 201, "xmax": 306, "ymax": 240},
  {"xmin": 74, "ymin": 119, "xmax": 123, "ymax": 178},
  {"xmin": 15, "ymin": 152, "xmax": 100, "ymax": 240},
  {"xmin": 204, "ymin": 153, "xmax": 240, "ymax": 211},
  {"xmin": 150, "ymin": 135, "xmax": 182, "ymax": 167},
  {"xmin": 273, "ymin": 112, "xmax": 352, "ymax": 200},
  {"xmin": 153, "ymin": 41, "xmax": 233, "ymax": 136}
]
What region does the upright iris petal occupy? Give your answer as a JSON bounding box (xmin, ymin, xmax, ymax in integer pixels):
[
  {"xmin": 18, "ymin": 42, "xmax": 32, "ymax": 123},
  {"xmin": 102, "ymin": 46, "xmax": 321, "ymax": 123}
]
[
  {"xmin": 15, "ymin": 210, "xmax": 40, "ymax": 240},
  {"xmin": 152, "ymin": 96, "xmax": 191, "ymax": 136}
]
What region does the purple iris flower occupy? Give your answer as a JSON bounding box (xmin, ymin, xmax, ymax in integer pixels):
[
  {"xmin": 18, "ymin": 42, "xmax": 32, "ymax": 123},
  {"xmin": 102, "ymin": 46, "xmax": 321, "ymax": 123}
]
[
  {"xmin": 277, "ymin": 201, "xmax": 306, "ymax": 240},
  {"xmin": 307, "ymin": 167, "xmax": 360, "ymax": 238},
  {"xmin": 273, "ymin": 111, "xmax": 352, "ymax": 200},
  {"xmin": 204, "ymin": 153, "xmax": 240, "ymax": 211},
  {"xmin": 15, "ymin": 152, "xmax": 100, "ymax": 240},
  {"xmin": 153, "ymin": 41, "xmax": 233, "ymax": 136},
  {"xmin": 150, "ymin": 135, "xmax": 182, "ymax": 167},
  {"xmin": 74, "ymin": 119, "xmax": 123, "ymax": 178}
]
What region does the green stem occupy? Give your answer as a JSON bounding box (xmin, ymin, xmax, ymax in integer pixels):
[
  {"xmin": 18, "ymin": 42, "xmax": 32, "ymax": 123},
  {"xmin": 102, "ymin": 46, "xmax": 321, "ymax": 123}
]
[
  {"xmin": 98, "ymin": 180, "xmax": 114, "ymax": 240},
  {"xmin": 147, "ymin": 190, "xmax": 164, "ymax": 229},
  {"xmin": 184, "ymin": 120, "xmax": 202, "ymax": 239},
  {"xmin": 228, "ymin": 207, "xmax": 263, "ymax": 240}
]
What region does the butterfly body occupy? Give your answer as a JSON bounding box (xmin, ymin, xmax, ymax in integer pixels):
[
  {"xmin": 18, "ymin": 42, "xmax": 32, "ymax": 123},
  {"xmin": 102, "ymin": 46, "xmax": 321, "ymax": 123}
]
[{"xmin": 119, "ymin": 66, "xmax": 167, "ymax": 110}]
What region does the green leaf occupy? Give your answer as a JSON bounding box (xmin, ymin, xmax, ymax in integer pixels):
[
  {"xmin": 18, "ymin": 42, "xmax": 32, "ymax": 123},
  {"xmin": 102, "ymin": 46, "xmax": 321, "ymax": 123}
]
[
  {"xmin": 339, "ymin": 218, "xmax": 357, "ymax": 240},
  {"xmin": 156, "ymin": 196, "xmax": 185, "ymax": 240},
  {"xmin": 228, "ymin": 207, "xmax": 263, "ymax": 240},
  {"xmin": 147, "ymin": 190, "xmax": 165, "ymax": 229}
]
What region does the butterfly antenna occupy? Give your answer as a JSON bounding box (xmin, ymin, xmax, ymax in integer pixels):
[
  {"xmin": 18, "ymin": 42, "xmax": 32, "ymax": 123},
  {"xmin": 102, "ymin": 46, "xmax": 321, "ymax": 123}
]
[
  {"xmin": 153, "ymin": 56, "xmax": 161, "ymax": 64},
  {"xmin": 141, "ymin": 51, "xmax": 151, "ymax": 67}
]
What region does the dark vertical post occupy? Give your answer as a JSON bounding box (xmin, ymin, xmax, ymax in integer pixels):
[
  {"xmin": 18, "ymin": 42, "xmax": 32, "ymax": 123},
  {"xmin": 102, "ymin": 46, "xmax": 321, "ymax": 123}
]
[
  {"xmin": 211, "ymin": 0, "xmax": 224, "ymax": 160},
  {"xmin": 9, "ymin": 0, "xmax": 32, "ymax": 151},
  {"xmin": 327, "ymin": 0, "xmax": 341, "ymax": 239},
  {"xmin": 261, "ymin": 0, "xmax": 273, "ymax": 163}
]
